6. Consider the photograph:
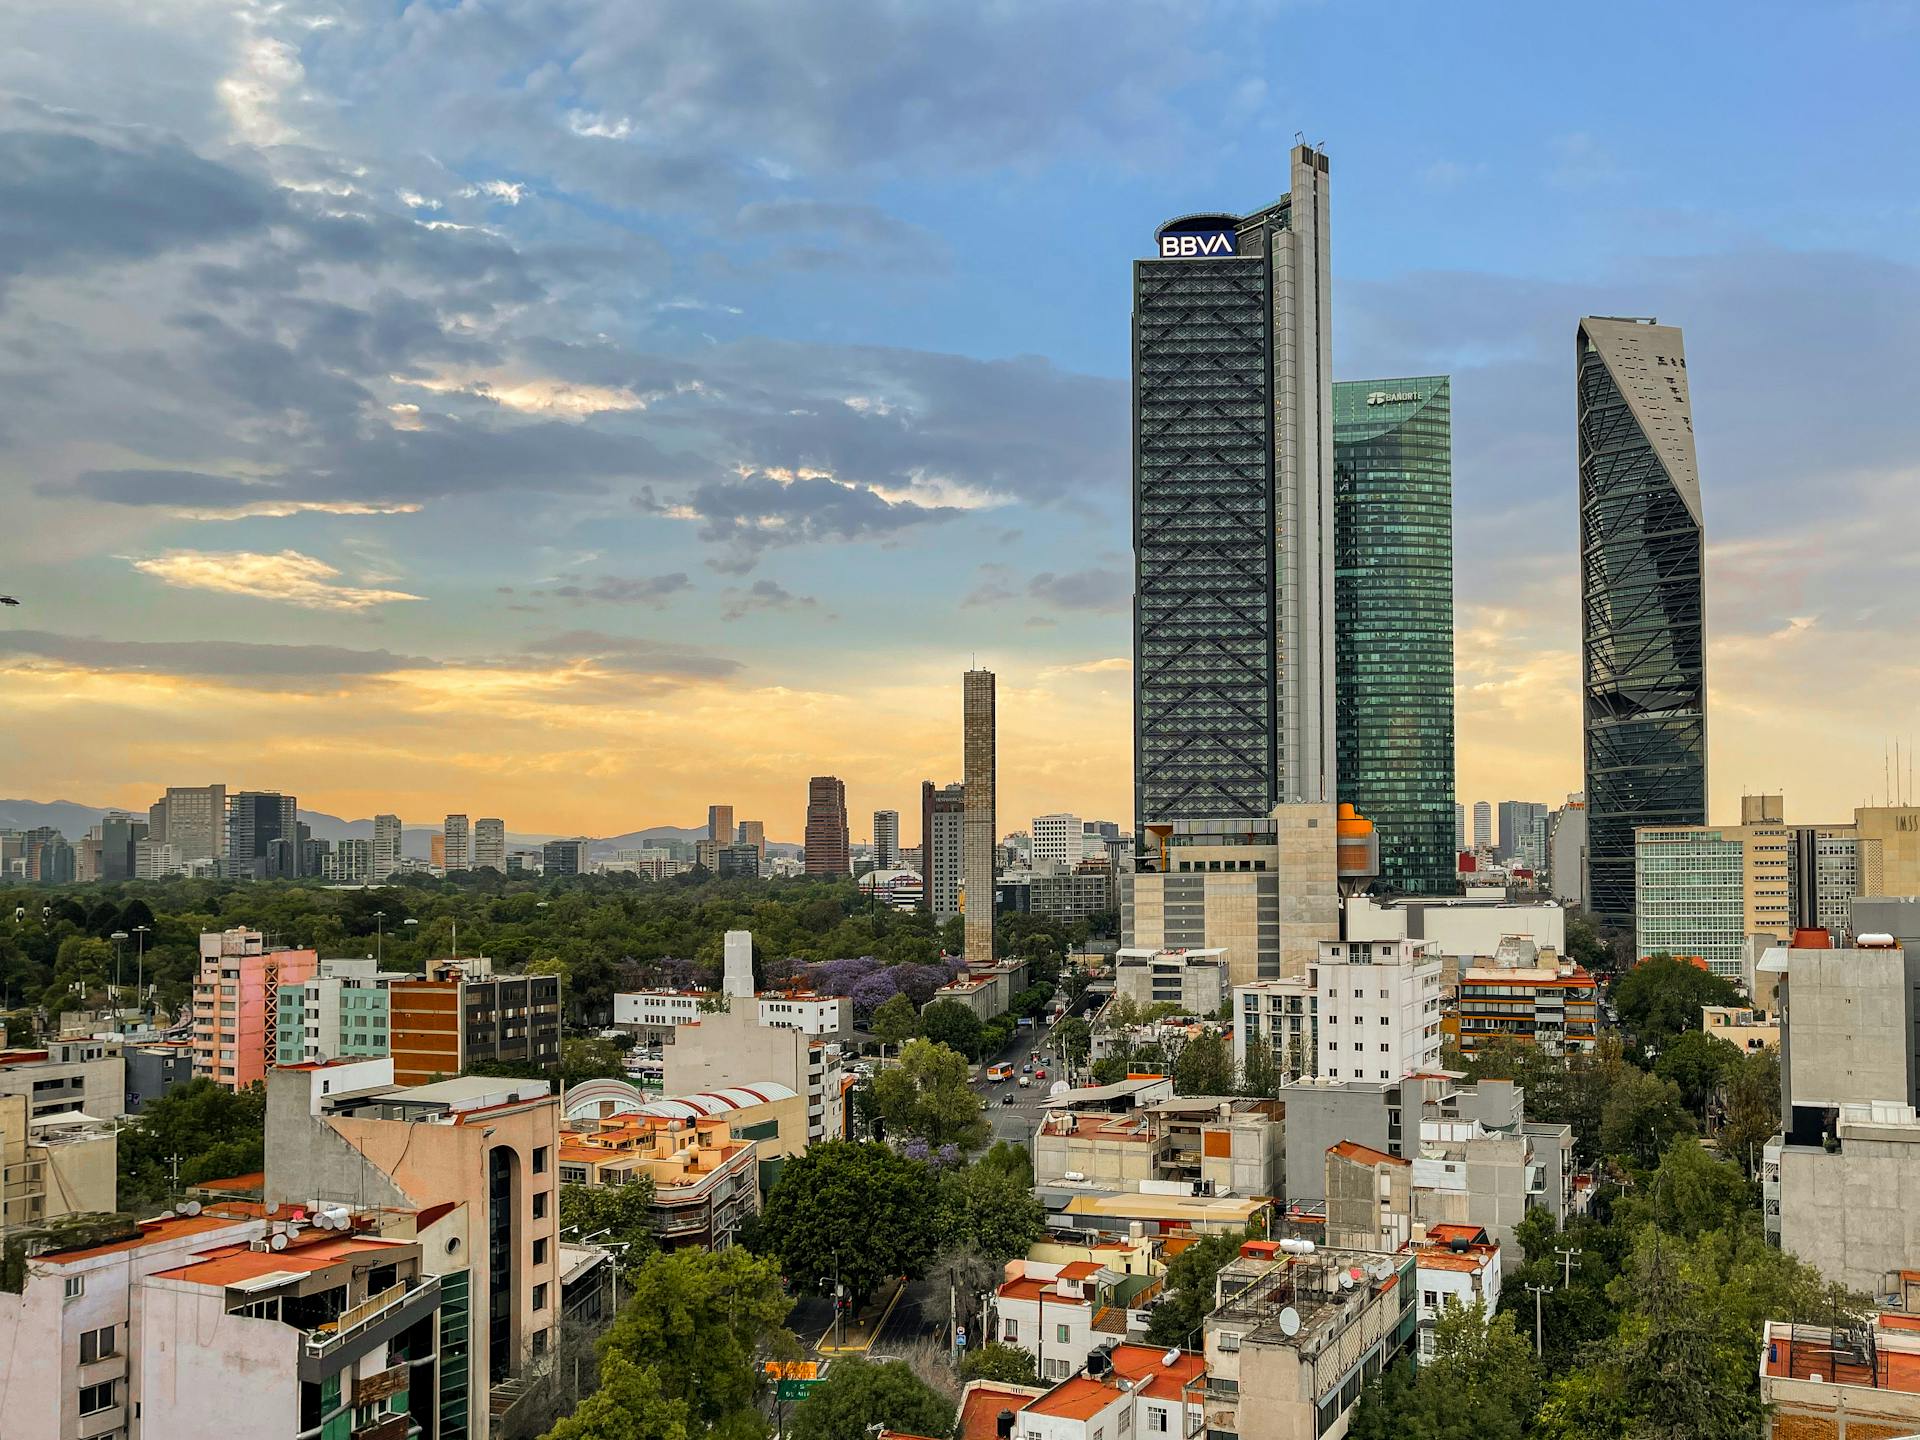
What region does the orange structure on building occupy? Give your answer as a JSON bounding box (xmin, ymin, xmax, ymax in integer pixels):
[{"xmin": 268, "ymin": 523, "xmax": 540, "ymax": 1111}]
[
  {"xmin": 191, "ymin": 928, "xmax": 318, "ymax": 1089},
  {"xmin": 556, "ymin": 1112, "xmax": 760, "ymax": 1249}
]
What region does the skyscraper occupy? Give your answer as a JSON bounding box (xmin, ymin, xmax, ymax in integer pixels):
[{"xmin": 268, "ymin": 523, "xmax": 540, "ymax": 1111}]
[
  {"xmin": 1031, "ymin": 813, "xmax": 1080, "ymax": 870},
  {"xmin": 1332, "ymin": 376, "xmax": 1455, "ymax": 894},
  {"xmin": 473, "ymin": 817, "xmax": 506, "ymax": 871},
  {"xmin": 443, "ymin": 813, "xmax": 470, "ymax": 871},
  {"xmin": 872, "ymin": 810, "xmax": 900, "ymax": 869},
  {"xmin": 737, "ymin": 819, "xmax": 766, "ymax": 871},
  {"xmin": 158, "ymin": 784, "xmax": 227, "ymax": 864},
  {"xmin": 1497, "ymin": 801, "xmax": 1550, "ymax": 862},
  {"xmin": 1455, "ymin": 803, "xmax": 1466, "ymax": 851},
  {"xmin": 1472, "ymin": 801, "xmax": 1492, "ymax": 852},
  {"xmin": 226, "ymin": 791, "xmax": 297, "ymax": 880},
  {"xmin": 920, "ymin": 781, "xmax": 966, "ymax": 920},
  {"xmin": 804, "ymin": 777, "xmax": 850, "ymax": 877},
  {"xmin": 372, "ymin": 813, "xmax": 403, "ymax": 881},
  {"xmin": 100, "ymin": 812, "xmax": 148, "ymax": 883},
  {"xmin": 963, "ymin": 669, "xmax": 997, "ymax": 964},
  {"xmin": 1133, "ymin": 143, "xmax": 1334, "ymax": 833},
  {"xmin": 708, "ymin": 804, "xmax": 735, "ymax": 848},
  {"xmin": 1577, "ymin": 316, "xmax": 1707, "ymax": 924}
]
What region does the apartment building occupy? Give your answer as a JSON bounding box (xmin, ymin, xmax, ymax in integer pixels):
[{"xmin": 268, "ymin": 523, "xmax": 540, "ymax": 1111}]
[
  {"xmin": 0, "ymin": 1038, "xmax": 126, "ymax": 1120},
  {"xmin": 265, "ymin": 1064, "xmax": 562, "ymax": 1437},
  {"xmin": 1234, "ymin": 975, "xmax": 1319, "ymax": 1081},
  {"xmin": 1406, "ymin": 1223, "xmax": 1502, "ymax": 1363},
  {"xmin": 555, "ymin": 1112, "xmax": 760, "ymax": 1249},
  {"xmin": 1115, "ymin": 947, "xmax": 1231, "ymax": 1015},
  {"xmin": 1449, "ymin": 961, "xmax": 1599, "ymax": 1056},
  {"xmin": 993, "ymin": 1260, "xmax": 1160, "ymax": 1383},
  {"xmin": 1033, "ymin": 1093, "xmax": 1285, "ymax": 1199},
  {"xmin": 1635, "ymin": 796, "xmax": 1794, "ymax": 977},
  {"xmin": 0, "ymin": 1094, "xmax": 116, "ymax": 1231},
  {"xmin": 1015, "ymin": 1343, "xmax": 1207, "ymax": 1440},
  {"xmin": 386, "ymin": 958, "xmax": 562, "ymax": 1085},
  {"xmin": 1312, "ymin": 939, "xmax": 1442, "ymax": 1083},
  {"xmin": 613, "ymin": 987, "xmax": 848, "ymax": 1039},
  {"xmin": 191, "ymin": 928, "xmax": 320, "ymax": 1088},
  {"xmin": 276, "ymin": 957, "xmax": 392, "ymax": 1065}
]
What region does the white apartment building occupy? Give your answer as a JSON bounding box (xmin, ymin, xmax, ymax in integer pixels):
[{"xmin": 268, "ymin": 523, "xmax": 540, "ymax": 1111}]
[
  {"xmin": 1032, "ymin": 813, "xmax": 1081, "ymax": 871},
  {"xmin": 372, "ymin": 813, "xmax": 404, "ymax": 881},
  {"xmin": 1114, "ymin": 947, "xmax": 1230, "ymax": 1015},
  {"xmin": 1409, "ymin": 1226, "xmax": 1503, "ymax": 1362},
  {"xmin": 614, "ymin": 989, "xmax": 848, "ymax": 1037},
  {"xmin": 1016, "ymin": 1342, "xmax": 1208, "ymax": 1440},
  {"xmin": 473, "ymin": 817, "xmax": 507, "ymax": 871},
  {"xmin": 1233, "ymin": 975, "xmax": 1317, "ymax": 1080},
  {"xmin": 1314, "ymin": 939, "xmax": 1441, "ymax": 1083},
  {"xmin": 994, "ymin": 1261, "xmax": 1107, "ymax": 1382},
  {"xmin": 442, "ymin": 813, "xmax": 470, "ymax": 871},
  {"xmin": 322, "ymin": 837, "xmax": 373, "ymax": 884}
]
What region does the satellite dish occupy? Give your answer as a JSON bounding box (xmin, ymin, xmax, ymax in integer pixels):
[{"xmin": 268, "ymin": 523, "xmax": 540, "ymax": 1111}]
[
  {"xmin": 265, "ymin": 1204, "xmax": 280, "ymax": 1218},
  {"xmin": 1278, "ymin": 1307, "xmax": 1301, "ymax": 1338},
  {"xmin": 1371, "ymin": 1261, "xmax": 1395, "ymax": 1281},
  {"xmin": 270, "ymin": 1233, "xmax": 288, "ymax": 1251},
  {"xmin": 183, "ymin": 1200, "xmax": 202, "ymax": 1217},
  {"xmin": 1338, "ymin": 1273, "xmax": 1355, "ymax": 1290}
]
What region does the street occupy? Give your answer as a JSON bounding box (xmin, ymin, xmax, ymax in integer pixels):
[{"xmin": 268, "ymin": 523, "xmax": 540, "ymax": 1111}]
[{"xmin": 981, "ymin": 1008, "xmax": 1074, "ymax": 1148}]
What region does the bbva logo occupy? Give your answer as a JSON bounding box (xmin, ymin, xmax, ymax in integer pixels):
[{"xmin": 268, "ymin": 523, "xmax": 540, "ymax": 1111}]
[{"xmin": 1159, "ymin": 229, "xmax": 1236, "ymax": 258}]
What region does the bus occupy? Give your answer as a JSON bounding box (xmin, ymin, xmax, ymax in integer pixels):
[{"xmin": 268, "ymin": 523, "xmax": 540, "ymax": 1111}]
[{"xmin": 986, "ymin": 1063, "xmax": 1014, "ymax": 1083}]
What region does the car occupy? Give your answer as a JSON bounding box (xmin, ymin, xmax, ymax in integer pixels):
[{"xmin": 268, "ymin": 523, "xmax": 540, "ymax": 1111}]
[
  {"xmin": 1002, "ymin": 1093, "xmax": 1017, "ymax": 1105},
  {"xmin": 1035, "ymin": 1068, "xmax": 1047, "ymax": 1080}
]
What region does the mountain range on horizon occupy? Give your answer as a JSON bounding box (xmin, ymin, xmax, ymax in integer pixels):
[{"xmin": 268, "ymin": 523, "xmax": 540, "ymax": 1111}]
[{"xmin": 0, "ymin": 800, "xmax": 791, "ymax": 861}]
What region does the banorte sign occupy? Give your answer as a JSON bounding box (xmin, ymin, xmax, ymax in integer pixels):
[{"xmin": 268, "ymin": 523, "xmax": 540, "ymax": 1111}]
[{"xmin": 1155, "ymin": 214, "xmax": 1241, "ymax": 259}]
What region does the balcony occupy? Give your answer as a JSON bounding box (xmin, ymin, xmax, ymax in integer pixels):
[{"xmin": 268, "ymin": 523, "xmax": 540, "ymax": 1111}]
[{"xmin": 300, "ymin": 1274, "xmax": 440, "ymax": 1378}]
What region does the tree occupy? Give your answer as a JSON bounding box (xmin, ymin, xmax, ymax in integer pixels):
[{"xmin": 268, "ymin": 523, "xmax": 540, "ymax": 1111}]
[
  {"xmin": 788, "ymin": 1358, "xmax": 955, "ymax": 1440},
  {"xmin": 1052, "ymin": 1016, "xmax": 1092, "ymax": 1073},
  {"xmin": 960, "ymin": 1343, "xmax": 1038, "ymax": 1386},
  {"xmin": 752, "ymin": 1141, "xmax": 939, "ymax": 1306},
  {"xmin": 872, "ymin": 993, "xmax": 920, "ymax": 1054},
  {"xmin": 118, "ymin": 1079, "xmax": 267, "ymax": 1211},
  {"xmin": 1652, "ymin": 1029, "xmax": 1741, "ymax": 1116},
  {"xmin": 1611, "ymin": 956, "xmax": 1739, "ymax": 1055},
  {"xmin": 937, "ymin": 1156, "xmax": 1044, "ymax": 1265},
  {"xmin": 1614, "ymin": 1140, "xmax": 1753, "ymax": 1241},
  {"xmin": 1612, "ymin": 1247, "xmax": 1766, "ymax": 1440},
  {"xmin": 919, "ymin": 999, "xmax": 984, "ymax": 1059},
  {"xmin": 1718, "ymin": 1046, "xmax": 1780, "ymax": 1176},
  {"xmin": 1173, "ymin": 1031, "xmax": 1234, "ymax": 1096},
  {"xmin": 1346, "ymin": 1302, "xmax": 1538, "ymax": 1440},
  {"xmin": 1238, "ymin": 1038, "xmax": 1280, "ymax": 1098},
  {"xmin": 1144, "ymin": 1229, "xmax": 1249, "ymax": 1346},
  {"xmin": 1599, "ymin": 1069, "xmax": 1693, "ymax": 1169},
  {"xmin": 540, "ymin": 1350, "xmax": 691, "ymax": 1440},
  {"xmin": 870, "ymin": 1039, "xmax": 989, "ymax": 1149},
  {"xmin": 598, "ymin": 1246, "xmax": 795, "ymax": 1436},
  {"xmin": 559, "ymin": 1177, "xmax": 658, "ymax": 1279}
]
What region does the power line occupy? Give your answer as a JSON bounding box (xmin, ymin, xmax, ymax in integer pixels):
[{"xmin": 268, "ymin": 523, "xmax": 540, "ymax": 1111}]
[{"xmin": 1524, "ymin": 1281, "xmax": 1554, "ymax": 1358}]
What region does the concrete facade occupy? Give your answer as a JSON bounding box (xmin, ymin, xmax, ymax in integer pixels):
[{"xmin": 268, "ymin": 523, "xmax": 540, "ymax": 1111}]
[
  {"xmin": 1114, "ymin": 948, "xmax": 1230, "ymax": 1016},
  {"xmin": 1855, "ymin": 805, "xmax": 1920, "ymax": 898},
  {"xmin": 1773, "ymin": 1103, "xmax": 1920, "ymax": 1297},
  {"xmin": 0, "ymin": 1039, "xmax": 125, "ymax": 1122},
  {"xmin": 964, "ymin": 669, "xmax": 998, "ymax": 965},
  {"xmin": 1344, "ymin": 893, "xmax": 1566, "ymax": 968}
]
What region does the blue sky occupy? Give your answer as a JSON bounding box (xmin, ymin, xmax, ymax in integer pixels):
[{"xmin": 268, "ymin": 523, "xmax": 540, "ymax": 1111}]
[{"xmin": 1, "ymin": 1, "xmax": 1917, "ymax": 838}]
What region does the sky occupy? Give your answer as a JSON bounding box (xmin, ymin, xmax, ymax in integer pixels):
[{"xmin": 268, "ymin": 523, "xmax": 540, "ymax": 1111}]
[{"xmin": 2, "ymin": 1, "xmax": 1918, "ymax": 844}]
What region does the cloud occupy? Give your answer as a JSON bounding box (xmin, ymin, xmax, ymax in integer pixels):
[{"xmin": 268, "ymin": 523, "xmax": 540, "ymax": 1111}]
[
  {"xmin": 541, "ymin": 573, "xmax": 693, "ymax": 605},
  {"xmin": 651, "ymin": 469, "xmax": 963, "ymax": 572},
  {"xmin": 720, "ymin": 579, "xmax": 826, "ymax": 622},
  {"xmin": 459, "ymin": 179, "xmax": 527, "ymax": 205},
  {"xmin": 0, "ymin": 630, "xmax": 437, "ymax": 678},
  {"xmin": 129, "ymin": 549, "xmax": 425, "ymax": 611},
  {"xmin": 966, "ymin": 565, "xmax": 1130, "ymax": 614},
  {"xmin": 734, "ymin": 198, "xmax": 946, "ymax": 271},
  {"xmin": 519, "ymin": 629, "xmax": 742, "ymax": 680}
]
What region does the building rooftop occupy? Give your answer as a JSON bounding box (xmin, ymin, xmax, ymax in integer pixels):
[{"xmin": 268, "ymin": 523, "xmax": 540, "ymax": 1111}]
[
  {"xmin": 1022, "ymin": 1343, "xmax": 1207, "ymax": 1419},
  {"xmin": 957, "ymin": 1383, "xmax": 1046, "ymax": 1440},
  {"xmin": 151, "ymin": 1234, "xmax": 405, "ymax": 1288},
  {"xmin": 1329, "ymin": 1140, "xmax": 1406, "ymax": 1168},
  {"xmin": 637, "ymin": 1083, "xmax": 799, "ymax": 1119},
  {"xmin": 1211, "ymin": 1245, "xmax": 1408, "ymax": 1350},
  {"xmin": 1763, "ymin": 1314, "xmax": 1920, "ymax": 1392},
  {"xmin": 32, "ymin": 1207, "xmax": 262, "ymax": 1266},
  {"xmin": 1058, "ymin": 1193, "xmax": 1269, "ymax": 1227}
]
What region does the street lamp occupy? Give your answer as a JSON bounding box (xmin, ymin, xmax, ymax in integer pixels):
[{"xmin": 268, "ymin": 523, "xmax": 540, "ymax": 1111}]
[
  {"xmin": 404, "ymin": 917, "xmax": 419, "ymax": 969},
  {"xmin": 110, "ymin": 930, "xmax": 129, "ymax": 1006},
  {"xmin": 373, "ymin": 911, "xmax": 386, "ymax": 964},
  {"xmin": 133, "ymin": 925, "xmax": 150, "ymax": 1014}
]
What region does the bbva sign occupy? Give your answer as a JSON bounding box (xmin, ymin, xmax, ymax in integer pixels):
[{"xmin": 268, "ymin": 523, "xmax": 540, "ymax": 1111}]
[{"xmin": 1155, "ymin": 214, "xmax": 1241, "ymax": 260}]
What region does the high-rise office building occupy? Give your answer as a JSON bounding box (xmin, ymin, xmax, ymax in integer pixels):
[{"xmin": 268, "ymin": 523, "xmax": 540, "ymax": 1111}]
[
  {"xmin": 442, "ymin": 813, "xmax": 470, "ymax": 871},
  {"xmin": 226, "ymin": 791, "xmax": 298, "ymax": 880},
  {"xmin": 542, "ymin": 837, "xmax": 589, "ymax": 876},
  {"xmin": 1496, "ymin": 801, "xmax": 1550, "ymax": 862},
  {"xmin": 372, "ymin": 812, "xmax": 403, "ymax": 881},
  {"xmin": 1455, "ymin": 804, "xmax": 1466, "ymax": 851},
  {"xmin": 708, "ymin": 804, "xmax": 736, "ymax": 848},
  {"xmin": 804, "ymin": 777, "xmax": 850, "ymax": 877},
  {"xmin": 1548, "ymin": 794, "xmax": 1589, "ymax": 910},
  {"xmin": 737, "ymin": 819, "xmax": 766, "ymax": 869},
  {"xmin": 963, "ymin": 669, "xmax": 997, "ymax": 964},
  {"xmin": 1472, "ymin": 801, "xmax": 1491, "ymax": 852},
  {"xmin": 156, "ymin": 783, "xmax": 227, "ymax": 864},
  {"xmin": 473, "ymin": 816, "xmax": 506, "ymax": 871},
  {"xmin": 99, "ymin": 812, "xmax": 148, "ymax": 883},
  {"xmin": 1031, "ymin": 813, "xmax": 1080, "ymax": 870},
  {"xmin": 872, "ymin": 810, "xmax": 900, "ymax": 868},
  {"xmin": 921, "ymin": 781, "xmax": 966, "ymax": 920},
  {"xmin": 1578, "ymin": 316, "xmax": 1707, "ymax": 925},
  {"xmin": 1332, "ymin": 377, "xmax": 1455, "ymax": 894},
  {"xmin": 1133, "ymin": 144, "xmax": 1334, "ymax": 833}
]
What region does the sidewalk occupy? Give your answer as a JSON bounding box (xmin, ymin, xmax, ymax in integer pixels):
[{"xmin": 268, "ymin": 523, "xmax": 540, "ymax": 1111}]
[{"xmin": 815, "ymin": 1276, "xmax": 906, "ymax": 1354}]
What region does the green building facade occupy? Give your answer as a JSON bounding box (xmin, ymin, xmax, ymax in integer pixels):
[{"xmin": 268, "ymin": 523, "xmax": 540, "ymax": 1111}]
[{"xmin": 1332, "ymin": 377, "xmax": 1456, "ymax": 893}]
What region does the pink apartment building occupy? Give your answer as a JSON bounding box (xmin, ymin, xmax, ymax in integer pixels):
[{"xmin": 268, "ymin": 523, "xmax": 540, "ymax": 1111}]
[{"xmin": 191, "ymin": 928, "xmax": 318, "ymax": 1088}]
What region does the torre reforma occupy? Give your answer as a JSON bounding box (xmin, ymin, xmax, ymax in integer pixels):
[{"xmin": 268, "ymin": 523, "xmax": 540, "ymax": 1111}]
[
  {"xmin": 1131, "ymin": 143, "xmax": 1335, "ymax": 834},
  {"xmin": 1576, "ymin": 316, "xmax": 1707, "ymax": 924}
]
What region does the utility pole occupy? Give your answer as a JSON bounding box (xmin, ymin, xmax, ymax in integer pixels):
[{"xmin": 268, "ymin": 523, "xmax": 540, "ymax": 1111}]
[
  {"xmin": 1554, "ymin": 1245, "xmax": 1583, "ymax": 1288},
  {"xmin": 1525, "ymin": 1282, "xmax": 1554, "ymax": 1358}
]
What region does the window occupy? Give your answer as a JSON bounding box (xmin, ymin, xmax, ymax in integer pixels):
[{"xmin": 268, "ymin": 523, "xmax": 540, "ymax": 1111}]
[
  {"xmin": 1149, "ymin": 1408, "xmax": 1170, "ymax": 1433},
  {"xmin": 533, "ymin": 1191, "xmax": 548, "ymax": 1220},
  {"xmin": 534, "ymin": 1146, "xmax": 549, "ymax": 1175},
  {"xmin": 64, "ymin": 1275, "xmax": 84, "ymax": 1300},
  {"xmin": 1002, "ymin": 1319, "xmax": 1018, "ymax": 1341},
  {"xmin": 533, "ymin": 1329, "xmax": 550, "ymax": 1357},
  {"xmin": 79, "ymin": 1382, "xmax": 114, "ymax": 1416},
  {"xmin": 1424, "ymin": 1291, "xmax": 1438, "ymax": 1309},
  {"xmin": 80, "ymin": 1326, "xmax": 115, "ymax": 1363},
  {"xmin": 533, "ymin": 1283, "xmax": 549, "ymax": 1311},
  {"xmin": 1056, "ymin": 1323, "xmax": 1069, "ymax": 1343},
  {"xmin": 533, "ymin": 1238, "xmax": 548, "ymax": 1266}
]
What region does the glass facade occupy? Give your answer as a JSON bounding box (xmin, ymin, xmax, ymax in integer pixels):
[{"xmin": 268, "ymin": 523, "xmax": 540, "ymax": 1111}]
[
  {"xmin": 1332, "ymin": 378, "xmax": 1456, "ymax": 893},
  {"xmin": 1635, "ymin": 829, "xmax": 1745, "ymax": 975},
  {"xmin": 1577, "ymin": 321, "xmax": 1706, "ymax": 924}
]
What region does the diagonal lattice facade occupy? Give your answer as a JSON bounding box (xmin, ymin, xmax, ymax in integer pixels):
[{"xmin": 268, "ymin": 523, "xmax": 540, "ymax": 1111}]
[
  {"xmin": 1578, "ymin": 319, "xmax": 1707, "ymax": 925},
  {"xmin": 1133, "ymin": 256, "xmax": 1276, "ymax": 831}
]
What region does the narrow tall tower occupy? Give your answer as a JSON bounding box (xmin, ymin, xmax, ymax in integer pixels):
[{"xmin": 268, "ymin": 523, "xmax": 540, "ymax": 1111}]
[
  {"xmin": 1132, "ymin": 143, "xmax": 1335, "ymax": 834},
  {"xmin": 963, "ymin": 668, "xmax": 997, "ymax": 966},
  {"xmin": 1577, "ymin": 316, "xmax": 1707, "ymax": 925}
]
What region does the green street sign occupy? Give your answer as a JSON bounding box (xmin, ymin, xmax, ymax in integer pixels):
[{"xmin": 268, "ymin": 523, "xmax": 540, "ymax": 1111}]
[{"xmin": 776, "ymin": 1380, "xmax": 820, "ymax": 1402}]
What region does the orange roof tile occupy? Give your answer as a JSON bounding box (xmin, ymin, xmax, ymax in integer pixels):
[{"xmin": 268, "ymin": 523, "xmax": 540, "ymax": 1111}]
[
  {"xmin": 192, "ymin": 1172, "xmax": 265, "ymax": 1192},
  {"xmin": 1022, "ymin": 1375, "xmax": 1127, "ymax": 1421},
  {"xmin": 1058, "ymin": 1261, "xmax": 1104, "ymax": 1280},
  {"xmin": 152, "ymin": 1234, "xmax": 405, "ymax": 1287},
  {"xmin": 1329, "ymin": 1140, "xmax": 1407, "ymax": 1168},
  {"xmin": 997, "ymin": 1276, "xmax": 1089, "ymax": 1306},
  {"xmin": 958, "ymin": 1385, "xmax": 1045, "ymax": 1440},
  {"xmin": 1425, "ymin": 1224, "xmax": 1487, "ymax": 1245},
  {"xmin": 1414, "ymin": 1249, "xmax": 1494, "ymax": 1273}
]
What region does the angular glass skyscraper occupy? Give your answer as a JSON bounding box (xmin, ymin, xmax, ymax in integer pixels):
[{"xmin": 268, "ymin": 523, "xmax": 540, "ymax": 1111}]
[
  {"xmin": 1577, "ymin": 317, "xmax": 1707, "ymax": 925},
  {"xmin": 1132, "ymin": 144, "xmax": 1334, "ymax": 833},
  {"xmin": 1332, "ymin": 377, "xmax": 1455, "ymax": 893}
]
